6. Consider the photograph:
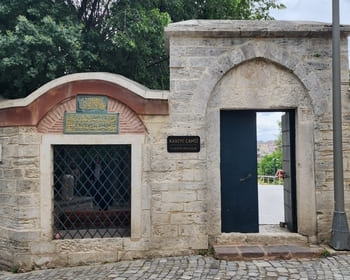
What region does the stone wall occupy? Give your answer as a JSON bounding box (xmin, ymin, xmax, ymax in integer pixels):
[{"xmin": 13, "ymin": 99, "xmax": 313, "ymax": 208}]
[
  {"xmin": 0, "ymin": 127, "xmax": 41, "ymax": 269},
  {"xmin": 165, "ymin": 20, "xmax": 350, "ymax": 243},
  {"xmin": 0, "ymin": 20, "xmax": 350, "ymax": 271},
  {"xmin": 0, "ymin": 74, "xmax": 172, "ymax": 270}
]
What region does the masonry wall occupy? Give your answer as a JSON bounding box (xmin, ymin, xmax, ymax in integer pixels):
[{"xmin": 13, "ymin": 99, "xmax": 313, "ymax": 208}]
[
  {"xmin": 165, "ymin": 22, "xmax": 350, "ymax": 244},
  {"xmin": 0, "ymin": 127, "xmax": 41, "ymax": 269},
  {"xmin": 0, "ymin": 96, "xmax": 174, "ymax": 271},
  {"xmin": 1, "ymin": 21, "xmax": 350, "ymax": 271}
]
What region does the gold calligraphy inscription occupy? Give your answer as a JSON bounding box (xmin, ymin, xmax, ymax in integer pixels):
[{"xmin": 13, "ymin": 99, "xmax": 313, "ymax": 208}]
[
  {"xmin": 64, "ymin": 113, "xmax": 119, "ymax": 134},
  {"xmin": 77, "ymin": 96, "xmax": 107, "ymax": 112}
]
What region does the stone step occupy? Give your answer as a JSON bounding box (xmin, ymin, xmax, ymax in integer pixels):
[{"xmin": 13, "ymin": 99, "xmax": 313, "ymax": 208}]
[
  {"xmin": 214, "ymin": 244, "xmax": 323, "ymax": 261},
  {"xmin": 215, "ymin": 232, "xmax": 308, "ymax": 245}
]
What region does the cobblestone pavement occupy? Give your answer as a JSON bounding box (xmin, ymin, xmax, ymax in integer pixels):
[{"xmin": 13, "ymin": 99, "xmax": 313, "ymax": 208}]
[{"xmin": 1, "ymin": 254, "xmax": 350, "ymax": 280}]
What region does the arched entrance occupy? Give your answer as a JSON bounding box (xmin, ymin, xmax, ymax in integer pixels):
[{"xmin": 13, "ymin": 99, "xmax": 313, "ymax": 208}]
[{"xmin": 206, "ymin": 58, "xmax": 316, "ymax": 239}]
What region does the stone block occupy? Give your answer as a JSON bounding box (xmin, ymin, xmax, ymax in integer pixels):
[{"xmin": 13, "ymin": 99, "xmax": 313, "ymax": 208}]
[
  {"xmin": 142, "ymin": 210, "xmax": 151, "ymax": 237},
  {"xmin": 12, "ymin": 230, "xmax": 41, "ymax": 242},
  {"xmin": 171, "ymin": 68, "xmax": 205, "ymax": 80},
  {"xmin": 6, "ymin": 136, "xmax": 18, "ymax": 145},
  {"xmin": 188, "ymin": 57, "xmax": 213, "ymax": 68},
  {"xmin": 0, "ymin": 127, "xmax": 19, "ymax": 137},
  {"xmin": 15, "ymin": 207, "xmax": 40, "ymax": 220},
  {"xmin": 0, "ymin": 179, "xmax": 16, "ymax": 192},
  {"xmin": 152, "ymin": 213, "xmax": 170, "ymax": 225},
  {"xmin": 15, "ymin": 194, "xmax": 40, "ymax": 208},
  {"xmin": 153, "ymin": 225, "xmax": 178, "ymax": 238},
  {"xmin": 184, "ymin": 201, "xmax": 206, "ymax": 212},
  {"xmin": 33, "ymin": 256, "xmax": 54, "ymax": 268},
  {"xmin": 183, "ymin": 182, "xmax": 204, "ymax": 191},
  {"xmin": 187, "ymin": 235, "xmax": 208, "ymax": 249},
  {"xmin": 170, "ymin": 212, "xmax": 207, "ymax": 225},
  {"xmin": 0, "ymin": 193, "xmax": 14, "ymax": 205},
  {"xmin": 174, "ymin": 80, "xmax": 198, "ymax": 92},
  {"xmin": 179, "ymin": 225, "xmax": 207, "ymax": 236},
  {"xmin": 151, "ymin": 192, "xmax": 162, "ymax": 202},
  {"xmin": 3, "ymin": 168, "xmax": 23, "ymax": 179},
  {"xmin": 152, "ymin": 201, "xmax": 183, "ymax": 213},
  {"xmin": 12, "ymin": 158, "xmax": 39, "ymax": 167},
  {"xmin": 123, "ymin": 238, "xmax": 150, "ymax": 251},
  {"xmin": 142, "ymin": 145, "xmax": 151, "ymax": 172},
  {"xmin": 24, "ymin": 169, "xmax": 40, "ymax": 179},
  {"xmin": 18, "ymin": 134, "xmax": 41, "ymax": 145},
  {"xmin": 197, "ymin": 189, "xmax": 207, "ymax": 201},
  {"xmin": 3, "ymin": 145, "xmax": 19, "ymax": 158},
  {"xmin": 18, "ymin": 145, "xmax": 40, "ymax": 158},
  {"xmin": 30, "ymin": 241, "xmax": 56, "ymax": 254},
  {"xmin": 150, "ymin": 159, "xmax": 176, "ymax": 172},
  {"xmin": 151, "ymin": 183, "xmax": 169, "ymax": 192},
  {"xmin": 13, "ymin": 253, "xmax": 33, "ymax": 271},
  {"xmin": 16, "ymin": 179, "xmax": 40, "ymax": 193},
  {"xmin": 176, "ymin": 159, "xmax": 205, "ymax": 170},
  {"xmin": 19, "ymin": 127, "xmax": 37, "ymax": 134},
  {"xmin": 162, "ymin": 191, "xmax": 197, "ymax": 203},
  {"xmin": 187, "ymin": 47, "xmax": 227, "ymax": 57},
  {"xmin": 118, "ymin": 250, "xmax": 145, "ymax": 261},
  {"xmin": 67, "ymin": 251, "xmax": 118, "ymax": 266},
  {"xmin": 169, "ymin": 56, "xmax": 187, "ymax": 68},
  {"xmin": 56, "ymin": 238, "xmax": 123, "ymax": 252}
]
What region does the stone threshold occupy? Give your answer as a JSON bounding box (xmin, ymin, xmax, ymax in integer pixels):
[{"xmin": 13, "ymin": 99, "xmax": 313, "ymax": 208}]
[{"xmin": 214, "ymin": 244, "xmax": 323, "ymax": 261}]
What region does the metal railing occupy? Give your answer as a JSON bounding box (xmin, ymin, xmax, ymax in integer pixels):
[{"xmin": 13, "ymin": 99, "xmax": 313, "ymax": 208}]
[
  {"xmin": 53, "ymin": 145, "xmax": 131, "ymax": 239},
  {"xmin": 258, "ymin": 175, "xmax": 283, "ymax": 185}
]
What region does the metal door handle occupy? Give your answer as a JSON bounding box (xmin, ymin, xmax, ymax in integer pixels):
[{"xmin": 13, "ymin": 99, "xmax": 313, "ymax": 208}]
[{"xmin": 240, "ymin": 173, "xmax": 252, "ymax": 182}]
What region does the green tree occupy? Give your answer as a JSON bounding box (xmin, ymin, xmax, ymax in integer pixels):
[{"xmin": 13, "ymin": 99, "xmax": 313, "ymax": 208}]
[
  {"xmin": 258, "ymin": 121, "xmax": 282, "ymax": 176},
  {"xmin": 258, "ymin": 149, "xmax": 282, "ymax": 176},
  {"xmin": 0, "ymin": 0, "xmax": 91, "ymax": 98},
  {"xmin": 0, "ymin": 0, "xmax": 285, "ymax": 99}
]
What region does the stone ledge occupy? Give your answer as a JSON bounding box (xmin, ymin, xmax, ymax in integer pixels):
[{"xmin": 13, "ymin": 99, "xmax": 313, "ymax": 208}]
[
  {"xmin": 165, "ymin": 20, "xmax": 350, "ymax": 39},
  {"xmin": 214, "ymin": 244, "xmax": 322, "ymax": 260},
  {"xmin": 215, "ymin": 232, "xmax": 308, "ymax": 245}
]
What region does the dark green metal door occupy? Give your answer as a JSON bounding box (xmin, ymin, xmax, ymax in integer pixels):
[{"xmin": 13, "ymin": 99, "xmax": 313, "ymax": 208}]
[
  {"xmin": 220, "ymin": 110, "xmax": 258, "ymax": 233},
  {"xmin": 282, "ymin": 112, "xmax": 297, "ymax": 232}
]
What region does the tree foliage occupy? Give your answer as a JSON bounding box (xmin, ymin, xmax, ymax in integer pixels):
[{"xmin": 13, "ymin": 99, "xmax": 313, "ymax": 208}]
[
  {"xmin": 258, "ymin": 121, "xmax": 282, "ymax": 176},
  {"xmin": 258, "ymin": 149, "xmax": 282, "ymax": 176},
  {"xmin": 0, "ymin": 0, "xmax": 285, "ymax": 99}
]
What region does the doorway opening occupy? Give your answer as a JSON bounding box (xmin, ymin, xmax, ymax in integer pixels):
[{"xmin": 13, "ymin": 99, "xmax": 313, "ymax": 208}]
[
  {"xmin": 220, "ymin": 110, "xmax": 297, "ymax": 234},
  {"xmin": 257, "ymin": 111, "xmax": 296, "ymax": 234}
]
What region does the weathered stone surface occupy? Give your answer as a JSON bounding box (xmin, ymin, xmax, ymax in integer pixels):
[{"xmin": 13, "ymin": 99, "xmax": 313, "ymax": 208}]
[
  {"xmin": 0, "ymin": 20, "xmax": 349, "ymax": 270},
  {"xmin": 153, "ymin": 225, "xmax": 178, "ymax": 238},
  {"xmin": 162, "ymin": 191, "xmax": 197, "ymax": 203}
]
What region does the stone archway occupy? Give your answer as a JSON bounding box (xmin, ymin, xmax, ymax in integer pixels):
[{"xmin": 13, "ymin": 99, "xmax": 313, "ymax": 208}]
[
  {"xmin": 205, "ymin": 58, "xmax": 317, "ymax": 240},
  {"xmin": 192, "ymin": 41, "xmax": 328, "ymax": 117}
]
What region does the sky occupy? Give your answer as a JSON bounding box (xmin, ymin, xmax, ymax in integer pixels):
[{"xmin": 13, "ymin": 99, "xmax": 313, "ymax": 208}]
[
  {"xmin": 257, "ymin": 0, "xmax": 350, "ymax": 142},
  {"xmin": 257, "ymin": 112, "xmax": 283, "ymax": 142},
  {"xmin": 271, "ymin": 0, "xmax": 350, "ymax": 61}
]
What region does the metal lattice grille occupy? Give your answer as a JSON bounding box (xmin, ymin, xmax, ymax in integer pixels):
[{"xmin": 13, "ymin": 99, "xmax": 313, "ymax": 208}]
[{"xmin": 53, "ymin": 145, "xmax": 131, "ymax": 239}]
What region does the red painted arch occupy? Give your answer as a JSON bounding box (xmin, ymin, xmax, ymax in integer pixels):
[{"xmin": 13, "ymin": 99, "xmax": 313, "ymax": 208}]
[{"xmin": 0, "ymin": 80, "xmax": 168, "ymax": 127}]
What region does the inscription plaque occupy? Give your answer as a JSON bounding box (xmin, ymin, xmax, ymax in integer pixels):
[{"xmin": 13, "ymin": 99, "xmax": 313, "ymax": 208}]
[
  {"xmin": 167, "ymin": 136, "xmax": 200, "ymax": 153},
  {"xmin": 64, "ymin": 112, "xmax": 119, "ymax": 134},
  {"xmin": 77, "ymin": 95, "xmax": 107, "ymax": 113}
]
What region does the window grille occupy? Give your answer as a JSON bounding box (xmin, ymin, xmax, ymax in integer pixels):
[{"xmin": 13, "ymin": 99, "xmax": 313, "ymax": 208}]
[{"xmin": 53, "ymin": 145, "xmax": 131, "ymax": 239}]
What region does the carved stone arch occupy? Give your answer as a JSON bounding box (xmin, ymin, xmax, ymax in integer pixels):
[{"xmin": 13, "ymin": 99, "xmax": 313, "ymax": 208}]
[{"xmin": 192, "ymin": 41, "xmax": 326, "ymax": 116}]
